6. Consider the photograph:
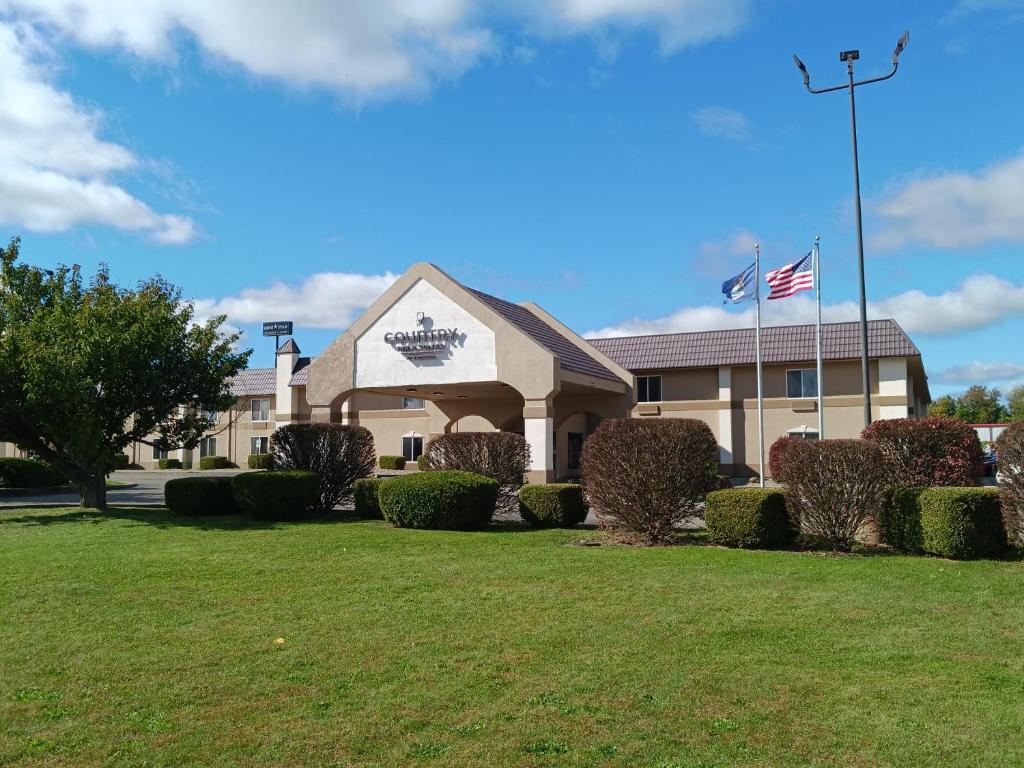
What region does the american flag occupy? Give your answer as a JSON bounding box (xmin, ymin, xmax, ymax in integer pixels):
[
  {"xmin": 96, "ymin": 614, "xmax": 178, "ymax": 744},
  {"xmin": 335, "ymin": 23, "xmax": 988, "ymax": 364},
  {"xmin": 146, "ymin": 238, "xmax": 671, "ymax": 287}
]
[{"xmin": 765, "ymin": 251, "xmax": 814, "ymax": 300}]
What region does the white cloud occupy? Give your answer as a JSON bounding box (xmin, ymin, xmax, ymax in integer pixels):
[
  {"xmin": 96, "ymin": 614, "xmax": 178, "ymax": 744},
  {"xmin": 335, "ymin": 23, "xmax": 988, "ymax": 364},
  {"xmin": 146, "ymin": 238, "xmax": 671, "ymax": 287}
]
[
  {"xmin": 512, "ymin": 44, "xmax": 538, "ymax": 64},
  {"xmin": 193, "ymin": 270, "xmax": 399, "ymax": 330},
  {"xmin": 0, "ymin": 22, "xmax": 195, "ymax": 242},
  {"xmin": 873, "ymin": 151, "xmax": 1024, "ymax": 249},
  {"xmin": 937, "ymin": 361, "xmax": 1024, "ymax": 384},
  {"xmin": 0, "ymin": 0, "xmax": 748, "ymax": 99},
  {"xmin": 690, "ymin": 105, "xmax": 755, "ymax": 144},
  {"xmin": 584, "ymin": 273, "xmax": 1024, "ymax": 337}
]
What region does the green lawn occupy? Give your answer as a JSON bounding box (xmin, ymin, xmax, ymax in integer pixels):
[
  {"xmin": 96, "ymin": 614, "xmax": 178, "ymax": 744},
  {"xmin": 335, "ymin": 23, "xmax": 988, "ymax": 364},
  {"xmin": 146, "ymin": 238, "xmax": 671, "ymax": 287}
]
[{"xmin": 1, "ymin": 508, "xmax": 1022, "ymax": 768}]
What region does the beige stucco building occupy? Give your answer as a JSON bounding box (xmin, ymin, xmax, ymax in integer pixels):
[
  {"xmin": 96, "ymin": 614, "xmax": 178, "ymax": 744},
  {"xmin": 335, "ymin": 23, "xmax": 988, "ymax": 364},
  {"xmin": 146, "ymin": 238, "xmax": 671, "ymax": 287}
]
[{"xmin": 2, "ymin": 262, "xmax": 929, "ymax": 480}]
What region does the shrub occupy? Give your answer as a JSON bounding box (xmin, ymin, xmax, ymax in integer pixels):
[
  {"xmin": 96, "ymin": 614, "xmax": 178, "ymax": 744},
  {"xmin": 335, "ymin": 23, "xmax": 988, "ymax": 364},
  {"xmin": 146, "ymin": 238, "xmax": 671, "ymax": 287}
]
[
  {"xmin": 518, "ymin": 484, "xmax": 589, "ymax": 528},
  {"xmin": 230, "ymin": 470, "xmax": 320, "ymax": 520},
  {"xmin": 378, "ymin": 470, "xmax": 498, "ymax": 530},
  {"xmin": 768, "ymin": 436, "xmax": 800, "ymax": 482},
  {"xmin": 861, "ymin": 417, "xmax": 984, "ymax": 487},
  {"xmin": 879, "ymin": 487, "xmax": 926, "ymax": 553},
  {"xmin": 157, "ymin": 458, "xmax": 182, "ymax": 470},
  {"xmin": 783, "ymin": 439, "xmax": 888, "ymax": 551},
  {"xmin": 271, "ymin": 424, "xmax": 375, "ymax": 513},
  {"xmin": 996, "ymin": 422, "xmax": 1024, "ymax": 547},
  {"xmin": 199, "ymin": 455, "xmax": 229, "ymax": 470},
  {"xmin": 111, "ymin": 454, "xmax": 130, "ymax": 470},
  {"xmin": 378, "ymin": 455, "xmax": 407, "ymax": 471},
  {"xmin": 0, "ymin": 457, "xmax": 66, "ymax": 488},
  {"xmin": 247, "ymin": 453, "xmax": 273, "ymax": 470},
  {"xmin": 353, "ymin": 477, "xmax": 387, "ymax": 519},
  {"xmin": 165, "ymin": 476, "xmax": 238, "ymax": 516},
  {"xmin": 705, "ymin": 489, "xmax": 795, "ymax": 549},
  {"xmin": 417, "ymin": 454, "xmax": 430, "ymax": 471},
  {"xmin": 581, "ymin": 418, "xmax": 718, "ymax": 544},
  {"xmin": 919, "ymin": 487, "xmax": 1006, "ymax": 559},
  {"xmin": 421, "ymin": 432, "xmax": 529, "ymax": 513}
]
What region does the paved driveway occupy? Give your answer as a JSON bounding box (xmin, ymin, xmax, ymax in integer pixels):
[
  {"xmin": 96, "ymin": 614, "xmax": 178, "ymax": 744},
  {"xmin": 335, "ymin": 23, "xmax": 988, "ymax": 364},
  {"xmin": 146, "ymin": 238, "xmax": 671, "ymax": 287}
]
[{"xmin": 0, "ymin": 469, "xmax": 246, "ymax": 508}]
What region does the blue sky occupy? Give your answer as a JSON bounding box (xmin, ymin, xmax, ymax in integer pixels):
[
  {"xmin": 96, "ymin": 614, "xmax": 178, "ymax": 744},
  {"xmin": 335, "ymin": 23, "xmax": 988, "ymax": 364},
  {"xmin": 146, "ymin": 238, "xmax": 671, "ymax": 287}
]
[{"xmin": 2, "ymin": 0, "xmax": 1023, "ymax": 397}]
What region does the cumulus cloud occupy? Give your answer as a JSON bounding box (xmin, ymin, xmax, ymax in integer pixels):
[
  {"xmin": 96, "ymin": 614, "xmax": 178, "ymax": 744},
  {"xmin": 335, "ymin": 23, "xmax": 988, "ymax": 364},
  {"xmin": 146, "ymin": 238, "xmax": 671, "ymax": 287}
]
[
  {"xmin": 937, "ymin": 361, "xmax": 1024, "ymax": 384},
  {"xmin": 0, "ymin": 0, "xmax": 749, "ymax": 99},
  {"xmin": 584, "ymin": 273, "xmax": 1024, "ymax": 338},
  {"xmin": 872, "ymin": 151, "xmax": 1024, "ymax": 249},
  {"xmin": 690, "ymin": 106, "xmax": 755, "ymax": 144},
  {"xmin": 0, "ymin": 22, "xmax": 196, "ymax": 242},
  {"xmin": 193, "ymin": 270, "xmax": 399, "ymax": 329}
]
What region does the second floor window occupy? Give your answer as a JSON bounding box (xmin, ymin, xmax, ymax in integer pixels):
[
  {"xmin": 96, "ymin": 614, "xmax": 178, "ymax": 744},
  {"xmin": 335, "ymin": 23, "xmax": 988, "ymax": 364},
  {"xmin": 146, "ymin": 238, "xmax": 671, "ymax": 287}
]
[
  {"xmin": 637, "ymin": 375, "xmax": 662, "ymax": 403},
  {"xmin": 251, "ymin": 398, "xmax": 270, "ymax": 422},
  {"xmin": 402, "ymin": 396, "xmax": 425, "ymax": 409},
  {"xmin": 787, "ymin": 369, "xmax": 818, "ymax": 399}
]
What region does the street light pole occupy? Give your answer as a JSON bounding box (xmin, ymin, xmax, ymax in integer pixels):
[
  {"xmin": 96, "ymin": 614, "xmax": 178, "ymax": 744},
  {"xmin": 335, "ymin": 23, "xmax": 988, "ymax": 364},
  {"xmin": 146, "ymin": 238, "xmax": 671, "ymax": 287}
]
[{"xmin": 793, "ymin": 31, "xmax": 909, "ymax": 429}]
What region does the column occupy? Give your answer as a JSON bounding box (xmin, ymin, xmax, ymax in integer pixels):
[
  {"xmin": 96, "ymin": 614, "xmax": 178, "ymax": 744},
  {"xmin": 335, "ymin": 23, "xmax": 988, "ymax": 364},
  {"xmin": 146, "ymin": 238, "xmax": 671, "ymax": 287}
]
[
  {"xmin": 523, "ymin": 398, "xmax": 554, "ymax": 484},
  {"xmin": 877, "ymin": 358, "xmax": 909, "ymax": 420},
  {"xmin": 310, "ymin": 405, "xmax": 332, "ymax": 424},
  {"xmin": 717, "ymin": 366, "xmax": 733, "ymax": 469}
]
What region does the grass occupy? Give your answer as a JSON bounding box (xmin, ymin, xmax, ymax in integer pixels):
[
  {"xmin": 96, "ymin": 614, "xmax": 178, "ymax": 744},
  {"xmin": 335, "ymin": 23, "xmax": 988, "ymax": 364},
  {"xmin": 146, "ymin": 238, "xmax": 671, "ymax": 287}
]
[{"xmin": 1, "ymin": 507, "xmax": 1022, "ymax": 767}]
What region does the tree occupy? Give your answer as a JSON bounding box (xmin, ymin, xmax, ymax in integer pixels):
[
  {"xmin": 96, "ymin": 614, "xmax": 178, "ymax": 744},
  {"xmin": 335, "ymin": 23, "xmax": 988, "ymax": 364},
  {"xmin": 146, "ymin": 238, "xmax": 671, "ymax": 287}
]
[
  {"xmin": 0, "ymin": 239, "xmax": 249, "ymax": 509},
  {"xmin": 1007, "ymin": 385, "xmax": 1024, "ymax": 423},
  {"xmin": 954, "ymin": 385, "xmax": 1006, "ymax": 424},
  {"xmin": 928, "ymin": 395, "xmax": 957, "ymax": 418}
]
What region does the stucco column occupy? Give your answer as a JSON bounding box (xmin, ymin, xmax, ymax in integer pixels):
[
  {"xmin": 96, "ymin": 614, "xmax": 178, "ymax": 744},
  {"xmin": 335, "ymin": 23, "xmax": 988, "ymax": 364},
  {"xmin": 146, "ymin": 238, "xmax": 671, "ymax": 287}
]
[
  {"xmin": 717, "ymin": 366, "xmax": 733, "ymax": 470},
  {"xmin": 523, "ymin": 398, "xmax": 554, "ymax": 484},
  {"xmin": 877, "ymin": 358, "xmax": 909, "ymax": 420},
  {"xmin": 310, "ymin": 405, "xmax": 332, "ymax": 424},
  {"xmin": 339, "ymin": 398, "xmax": 352, "ymax": 426}
]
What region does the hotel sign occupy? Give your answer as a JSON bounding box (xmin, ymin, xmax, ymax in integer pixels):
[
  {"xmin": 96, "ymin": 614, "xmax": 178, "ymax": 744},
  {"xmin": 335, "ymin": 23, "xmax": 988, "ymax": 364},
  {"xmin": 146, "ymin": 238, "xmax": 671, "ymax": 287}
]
[{"xmin": 384, "ymin": 327, "xmax": 460, "ymax": 361}]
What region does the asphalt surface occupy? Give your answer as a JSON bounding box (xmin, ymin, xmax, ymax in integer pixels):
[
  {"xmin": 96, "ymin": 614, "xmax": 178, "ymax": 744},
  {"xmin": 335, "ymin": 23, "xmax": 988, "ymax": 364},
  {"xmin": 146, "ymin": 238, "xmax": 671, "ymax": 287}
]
[{"xmin": 0, "ymin": 469, "xmax": 244, "ymax": 508}]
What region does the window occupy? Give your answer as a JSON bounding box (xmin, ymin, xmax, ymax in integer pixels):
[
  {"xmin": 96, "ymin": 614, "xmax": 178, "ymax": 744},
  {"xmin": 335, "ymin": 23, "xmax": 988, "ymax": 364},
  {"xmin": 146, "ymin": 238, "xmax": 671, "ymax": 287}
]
[
  {"xmin": 250, "ymin": 436, "xmax": 268, "ymax": 455},
  {"xmin": 200, "ymin": 436, "xmax": 217, "ymax": 458},
  {"xmin": 402, "ymin": 435, "xmax": 424, "ymax": 462},
  {"xmin": 568, "ymin": 432, "xmax": 584, "ymax": 472},
  {"xmin": 402, "ymin": 396, "xmax": 425, "ymax": 409},
  {"xmin": 786, "ymin": 369, "xmax": 818, "ymax": 399},
  {"xmin": 203, "ymin": 410, "xmax": 219, "ymax": 424},
  {"xmin": 637, "ymin": 375, "xmax": 662, "ymax": 403},
  {"xmin": 152, "ymin": 445, "xmax": 168, "ymax": 460},
  {"xmin": 787, "ymin": 427, "xmax": 819, "ymax": 440},
  {"xmin": 251, "ymin": 398, "xmax": 270, "ymax": 422}
]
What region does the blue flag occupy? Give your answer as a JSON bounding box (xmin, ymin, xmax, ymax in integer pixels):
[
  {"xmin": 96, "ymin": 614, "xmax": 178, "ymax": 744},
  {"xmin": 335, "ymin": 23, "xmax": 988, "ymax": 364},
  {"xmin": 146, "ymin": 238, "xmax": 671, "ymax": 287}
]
[{"xmin": 722, "ymin": 262, "xmax": 756, "ymax": 304}]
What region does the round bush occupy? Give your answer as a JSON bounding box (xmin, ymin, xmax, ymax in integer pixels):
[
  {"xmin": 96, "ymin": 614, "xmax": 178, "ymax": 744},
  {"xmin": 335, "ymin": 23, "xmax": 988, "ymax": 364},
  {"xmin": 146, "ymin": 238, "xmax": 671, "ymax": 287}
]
[
  {"xmin": 378, "ymin": 470, "xmax": 498, "ymax": 530},
  {"xmin": 231, "ymin": 470, "xmax": 320, "ymax": 520},
  {"xmin": 0, "ymin": 457, "xmax": 66, "ymax": 488},
  {"xmin": 353, "ymin": 477, "xmax": 387, "ymax": 519},
  {"xmin": 165, "ymin": 476, "xmax": 238, "ymax": 516},
  {"xmin": 705, "ymin": 488, "xmax": 795, "ymax": 549},
  {"xmin": 199, "ymin": 455, "xmax": 229, "ymax": 470},
  {"xmin": 378, "ymin": 455, "xmax": 407, "ymax": 471},
  {"xmin": 157, "ymin": 458, "xmax": 182, "ymax": 470},
  {"xmin": 768, "ymin": 436, "xmax": 800, "ymax": 482},
  {"xmin": 862, "ymin": 417, "xmax": 984, "ymax": 487},
  {"xmin": 518, "ymin": 484, "xmax": 588, "ymax": 528},
  {"xmin": 421, "ymin": 432, "xmax": 529, "ymax": 513},
  {"xmin": 247, "ymin": 453, "xmax": 273, "ymax": 470},
  {"xmin": 417, "ymin": 454, "xmax": 430, "ymax": 471}
]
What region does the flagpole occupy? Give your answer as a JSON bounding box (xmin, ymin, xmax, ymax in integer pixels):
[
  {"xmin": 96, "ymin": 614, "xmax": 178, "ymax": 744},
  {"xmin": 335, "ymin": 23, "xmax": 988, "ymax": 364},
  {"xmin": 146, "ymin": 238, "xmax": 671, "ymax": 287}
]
[
  {"xmin": 814, "ymin": 236, "xmax": 824, "ymax": 439},
  {"xmin": 755, "ymin": 243, "xmax": 765, "ymax": 488}
]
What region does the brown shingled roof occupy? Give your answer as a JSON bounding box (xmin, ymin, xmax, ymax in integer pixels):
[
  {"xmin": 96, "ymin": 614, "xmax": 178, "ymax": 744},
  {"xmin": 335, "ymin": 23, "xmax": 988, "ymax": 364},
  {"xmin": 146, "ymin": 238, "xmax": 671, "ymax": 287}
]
[
  {"xmin": 288, "ymin": 356, "xmax": 313, "ymax": 386},
  {"xmin": 228, "ymin": 368, "xmax": 275, "ymax": 397},
  {"xmin": 587, "ymin": 320, "xmax": 919, "ymax": 372}
]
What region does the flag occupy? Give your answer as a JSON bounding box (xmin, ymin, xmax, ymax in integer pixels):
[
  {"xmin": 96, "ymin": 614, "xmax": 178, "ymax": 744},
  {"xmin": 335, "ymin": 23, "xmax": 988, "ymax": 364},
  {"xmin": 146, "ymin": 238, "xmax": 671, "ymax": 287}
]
[
  {"xmin": 765, "ymin": 251, "xmax": 814, "ymax": 300},
  {"xmin": 721, "ymin": 262, "xmax": 756, "ymax": 304}
]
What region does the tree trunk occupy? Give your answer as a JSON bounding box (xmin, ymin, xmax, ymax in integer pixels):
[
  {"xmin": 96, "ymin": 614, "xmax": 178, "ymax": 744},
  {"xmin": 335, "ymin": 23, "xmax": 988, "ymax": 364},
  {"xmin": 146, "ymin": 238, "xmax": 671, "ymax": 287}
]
[{"xmin": 80, "ymin": 474, "xmax": 107, "ymax": 510}]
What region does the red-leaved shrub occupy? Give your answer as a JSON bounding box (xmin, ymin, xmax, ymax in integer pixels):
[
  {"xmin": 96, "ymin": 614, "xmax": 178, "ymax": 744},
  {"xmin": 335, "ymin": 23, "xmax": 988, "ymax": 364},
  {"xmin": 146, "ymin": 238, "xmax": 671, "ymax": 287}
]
[
  {"xmin": 996, "ymin": 422, "xmax": 1024, "ymax": 547},
  {"xmin": 769, "ymin": 435, "xmax": 800, "ymax": 482},
  {"xmin": 861, "ymin": 417, "xmax": 983, "ymax": 487}
]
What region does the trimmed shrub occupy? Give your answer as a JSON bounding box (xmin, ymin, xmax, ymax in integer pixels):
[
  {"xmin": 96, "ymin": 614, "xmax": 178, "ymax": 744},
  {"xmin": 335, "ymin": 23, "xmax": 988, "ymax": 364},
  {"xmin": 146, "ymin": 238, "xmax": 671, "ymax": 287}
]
[
  {"xmin": 247, "ymin": 453, "xmax": 273, "ymax": 470},
  {"xmin": 271, "ymin": 424, "xmax": 375, "ymax": 513},
  {"xmin": 111, "ymin": 454, "xmax": 130, "ymax": 470},
  {"xmin": 919, "ymin": 487, "xmax": 1006, "ymax": 559},
  {"xmin": 768, "ymin": 436, "xmax": 800, "ymax": 482},
  {"xmin": 996, "ymin": 422, "xmax": 1024, "ymax": 547},
  {"xmin": 421, "ymin": 432, "xmax": 529, "ymax": 513},
  {"xmin": 581, "ymin": 418, "xmax": 718, "ymax": 544},
  {"xmin": 199, "ymin": 455, "xmax": 229, "ymax": 470},
  {"xmin": 165, "ymin": 476, "xmax": 238, "ymax": 516},
  {"xmin": 157, "ymin": 458, "xmax": 182, "ymax": 470},
  {"xmin": 378, "ymin": 455, "xmax": 407, "ymax": 471},
  {"xmin": 519, "ymin": 484, "xmax": 589, "ymax": 528},
  {"xmin": 0, "ymin": 457, "xmax": 66, "ymax": 488},
  {"xmin": 230, "ymin": 470, "xmax": 320, "ymax": 520},
  {"xmin": 354, "ymin": 477, "xmax": 386, "ymax": 519},
  {"xmin": 378, "ymin": 470, "xmax": 498, "ymax": 530},
  {"xmin": 879, "ymin": 487, "xmax": 926, "ymax": 553},
  {"xmin": 783, "ymin": 439, "xmax": 888, "ymax": 551},
  {"xmin": 862, "ymin": 417, "xmax": 984, "ymax": 487},
  {"xmin": 705, "ymin": 489, "xmax": 795, "ymax": 549},
  {"xmin": 417, "ymin": 454, "xmax": 430, "ymax": 471}
]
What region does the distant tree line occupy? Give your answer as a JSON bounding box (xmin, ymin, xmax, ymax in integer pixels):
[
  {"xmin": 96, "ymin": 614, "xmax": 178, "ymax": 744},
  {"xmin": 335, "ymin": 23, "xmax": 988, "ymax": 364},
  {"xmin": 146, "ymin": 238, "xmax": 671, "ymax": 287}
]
[{"xmin": 928, "ymin": 384, "xmax": 1024, "ymax": 424}]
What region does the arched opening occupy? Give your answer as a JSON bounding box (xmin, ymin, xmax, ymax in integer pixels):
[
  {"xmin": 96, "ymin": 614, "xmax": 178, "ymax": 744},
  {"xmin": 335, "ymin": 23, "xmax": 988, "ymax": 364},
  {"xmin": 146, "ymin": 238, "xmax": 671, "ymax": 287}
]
[
  {"xmin": 554, "ymin": 411, "xmax": 603, "ymax": 479},
  {"xmin": 447, "ymin": 414, "xmax": 499, "ymax": 433}
]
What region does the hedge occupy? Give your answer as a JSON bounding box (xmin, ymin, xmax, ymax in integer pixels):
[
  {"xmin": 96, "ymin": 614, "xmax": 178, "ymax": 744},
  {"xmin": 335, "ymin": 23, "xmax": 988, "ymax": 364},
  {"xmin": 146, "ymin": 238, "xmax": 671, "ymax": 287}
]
[
  {"xmin": 231, "ymin": 470, "xmax": 320, "ymax": 520},
  {"xmin": 270, "ymin": 424, "xmax": 375, "ymax": 514},
  {"xmin": 353, "ymin": 477, "xmax": 386, "ymax": 519},
  {"xmin": 112, "ymin": 454, "xmax": 131, "ymax": 470},
  {"xmin": 705, "ymin": 488, "xmax": 795, "ymax": 549},
  {"xmin": 165, "ymin": 476, "xmax": 238, "ymax": 516},
  {"xmin": 996, "ymin": 422, "xmax": 1024, "ymax": 547},
  {"xmin": 879, "ymin": 487, "xmax": 926, "ymax": 553},
  {"xmin": 421, "ymin": 432, "xmax": 529, "ymax": 513},
  {"xmin": 518, "ymin": 484, "xmax": 588, "ymax": 528},
  {"xmin": 417, "ymin": 454, "xmax": 430, "ymax": 471},
  {"xmin": 378, "ymin": 470, "xmax": 498, "ymax": 530},
  {"xmin": 0, "ymin": 457, "xmax": 66, "ymax": 488},
  {"xmin": 157, "ymin": 458, "xmax": 182, "ymax": 469},
  {"xmin": 199, "ymin": 455, "xmax": 229, "ymax": 470},
  {"xmin": 378, "ymin": 455, "xmax": 407, "ymax": 471},
  {"xmin": 919, "ymin": 487, "xmax": 1006, "ymax": 559},
  {"xmin": 247, "ymin": 453, "xmax": 273, "ymax": 470}
]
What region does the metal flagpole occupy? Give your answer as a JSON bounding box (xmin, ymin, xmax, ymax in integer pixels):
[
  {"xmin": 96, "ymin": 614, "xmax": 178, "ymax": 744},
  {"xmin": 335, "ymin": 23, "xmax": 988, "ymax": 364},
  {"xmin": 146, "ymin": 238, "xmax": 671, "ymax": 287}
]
[
  {"xmin": 814, "ymin": 236, "xmax": 824, "ymax": 439},
  {"xmin": 755, "ymin": 243, "xmax": 766, "ymax": 488}
]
